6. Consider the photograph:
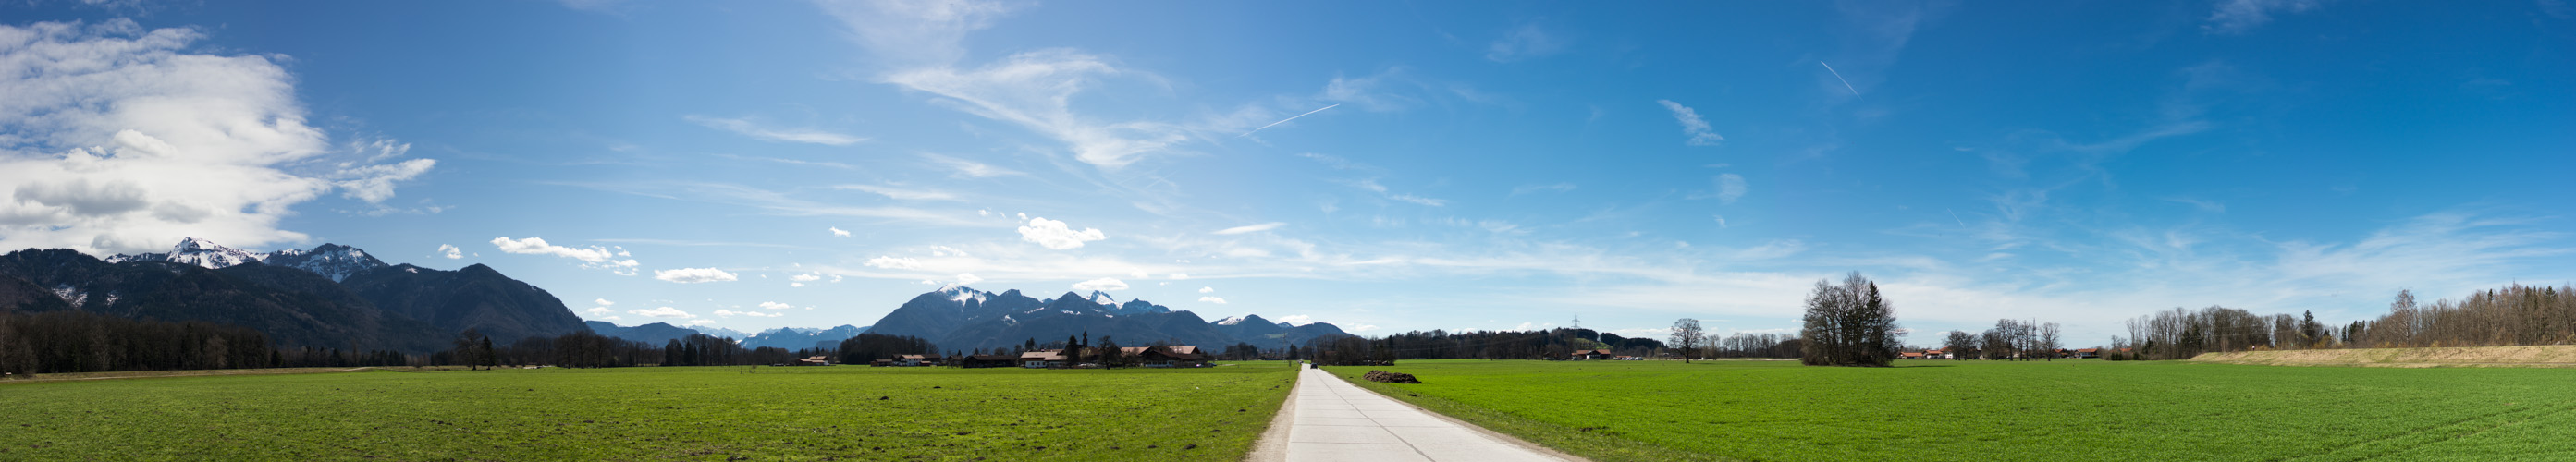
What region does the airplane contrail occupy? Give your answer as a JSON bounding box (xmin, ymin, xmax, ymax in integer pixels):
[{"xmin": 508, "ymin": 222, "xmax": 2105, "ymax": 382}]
[
  {"xmin": 1820, "ymin": 61, "xmax": 1860, "ymax": 96},
  {"xmin": 1236, "ymin": 103, "xmax": 1340, "ymax": 138}
]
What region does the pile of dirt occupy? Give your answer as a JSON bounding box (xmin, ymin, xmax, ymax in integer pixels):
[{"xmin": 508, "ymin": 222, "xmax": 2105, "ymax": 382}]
[
  {"xmin": 1362, "ymin": 370, "xmax": 1421, "ymax": 383},
  {"xmin": 2190, "ymin": 345, "xmax": 2576, "ymax": 368}
]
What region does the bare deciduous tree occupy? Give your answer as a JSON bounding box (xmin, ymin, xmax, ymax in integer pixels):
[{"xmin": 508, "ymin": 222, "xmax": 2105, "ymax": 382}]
[{"xmin": 1670, "ymin": 318, "xmax": 1705, "ymax": 363}]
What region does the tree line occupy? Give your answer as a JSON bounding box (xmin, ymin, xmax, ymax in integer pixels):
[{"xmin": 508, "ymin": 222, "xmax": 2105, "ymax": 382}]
[
  {"xmin": 1338, "ymin": 327, "xmax": 1664, "ymax": 361},
  {"xmin": 1939, "ymin": 318, "xmax": 2062, "ymax": 360},
  {"xmin": 0, "ymin": 310, "xmax": 276, "ymax": 376},
  {"xmin": 2117, "ymin": 284, "xmax": 2576, "ymax": 360}
]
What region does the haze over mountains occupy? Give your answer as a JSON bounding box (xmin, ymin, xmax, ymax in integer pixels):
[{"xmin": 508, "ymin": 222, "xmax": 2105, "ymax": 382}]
[{"xmin": 2, "ymin": 238, "xmax": 1352, "ymax": 356}]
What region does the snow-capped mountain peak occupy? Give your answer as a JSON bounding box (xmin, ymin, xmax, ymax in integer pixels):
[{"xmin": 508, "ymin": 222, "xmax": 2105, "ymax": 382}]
[
  {"xmin": 1087, "ymin": 290, "xmax": 1118, "ymax": 306},
  {"xmin": 1214, "ymin": 315, "xmax": 1249, "ymax": 325},
  {"xmin": 108, "ymin": 237, "xmax": 267, "ymax": 269},
  {"xmin": 107, "ymin": 238, "xmax": 388, "ymax": 282},
  {"xmin": 938, "ymin": 285, "xmax": 989, "ymax": 304}
]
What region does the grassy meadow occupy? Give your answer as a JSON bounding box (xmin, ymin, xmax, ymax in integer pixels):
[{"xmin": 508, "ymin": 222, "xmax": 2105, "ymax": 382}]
[
  {"xmin": 0, "ymin": 362, "xmax": 1294, "ymax": 461},
  {"xmin": 1329, "ymin": 359, "xmax": 2576, "ymax": 462}
]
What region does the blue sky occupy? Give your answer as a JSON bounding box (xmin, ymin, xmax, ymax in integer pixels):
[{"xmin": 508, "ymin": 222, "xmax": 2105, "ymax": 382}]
[{"xmin": 3, "ymin": 0, "xmax": 2570, "ymax": 345}]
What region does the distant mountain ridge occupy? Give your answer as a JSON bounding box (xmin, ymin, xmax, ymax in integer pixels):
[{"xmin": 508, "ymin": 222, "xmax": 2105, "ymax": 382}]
[
  {"xmin": 860, "ymin": 286, "xmax": 1351, "ymax": 352},
  {"xmin": 0, "ymin": 238, "xmax": 593, "ymax": 353},
  {"xmin": 109, "ymin": 237, "xmax": 389, "ymax": 282}
]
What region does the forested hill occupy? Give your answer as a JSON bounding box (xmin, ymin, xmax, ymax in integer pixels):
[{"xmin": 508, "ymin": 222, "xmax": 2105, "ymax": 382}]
[{"xmin": 0, "ymin": 239, "xmax": 593, "ymax": 353}]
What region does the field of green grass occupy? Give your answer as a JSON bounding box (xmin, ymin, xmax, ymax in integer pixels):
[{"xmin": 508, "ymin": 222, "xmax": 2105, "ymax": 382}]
[
  {"xmin": 1330, "ymin": 359, "xmax": 2576, "ymax": 462},
  {"xmin": 0, "ymin": 362, "xmax": 1294, "ymax": 461}
]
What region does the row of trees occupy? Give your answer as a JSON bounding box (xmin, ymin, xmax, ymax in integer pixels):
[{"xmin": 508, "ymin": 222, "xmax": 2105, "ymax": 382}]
[
  {"xmin": 1668, "ymin": 321, "xmax": 1805, "ymax": 360},
  {"xmin": 835, "ymin": 334, "xmax": 938, "ymax": 364},
  {"xmin": 0, "ymin": 310, "xmax": 276, "ymax": 376},
  {"xmin": 1363, "ymin": 327, "xmax": 1661, "ymax": 360},
  {"xmin": 2116, "ymin": 285, "xmax": 2576, "ymax": 360},
  {"xmin": 2347, "ymin": 286, "xmax": 2576, "ymax": 348},
  {"xmin": 1940, "ymin": 318, "xmax": 2063, "ymax": 360}
]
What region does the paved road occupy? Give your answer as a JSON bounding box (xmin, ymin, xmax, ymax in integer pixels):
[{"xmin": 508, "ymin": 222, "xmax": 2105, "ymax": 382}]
[{"xmin": 1272, "ymin": 365, "xmax": 1575, "ymax": 462}]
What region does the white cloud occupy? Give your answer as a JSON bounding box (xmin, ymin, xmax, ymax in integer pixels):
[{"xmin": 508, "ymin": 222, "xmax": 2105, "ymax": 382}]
[
  {"xmin": 593, "ymin": 298, "xmax": 615, "ymax": 307},
  {"xmin": 437, "ymin": 244, "xmax": 463, "ymax": 260},
  {"xmin": 830, "ymin": 226, "xmax": 851, "ymax": 237},
  {"xmin": 629, "ymin": 307, "xmax": 693, "ymax": 318},
  {"xmin": 791, "ymin": 273, "xmax": 822, "ymax": 282},
  {"xmin": 835, "ymin": 184, "xmax": 958, "ymax": 201},
  {"xmin": 1072, "ymin": 277, "xmax": 1129, "ymax": 291},
  {"xmin": 954, "ymin": 273, "xmax": 984, "ymax": 286},
  {"xmin": 1127, "ymin": 268, "xmax": 1150, "ymax": 278},
  {"xmin": 1656, "ymin": 100, "xmax": 1725, "ymax": 146},
  {"xmin": 490, "ymin": 237, "xmax": 616, "ymax": 262},
  {"xmin": 865, "ymin": 256, "xmax": 922, "ymax": 270},
  {"xmin": 336, "ymin": 157, "xmax": 437, "ymax": 203},
  {"xmin": 1198, "ymin": 286, "xmax": 1215, "ymax": 294},
  {"xmin": 1018, "ymin": 217, "xmax": 1107, "ymax": 249},
  {"xmin": 1197, "ymin": 296, "xmax": 1227, "ymax": 304},
  {"xmin": 791, "ymin": 282, "xmax": 805, "ymax": 287},
  {"xmin": 682, "ymin": 115, "xmax": 866, "ymax": 146},
  {"xmin": 2204, "ymin": 0, "xmax": 2321, "ymax": 34},
  {"xmin": 1214, "ymin": 222, "xmax": 1286, "ymax": 235},
  {"xmin": 685, "ymin": 319, "xmax": 718, "ymax": 326},
  {"xmin": 1277, "ymin": 315, "xmax": 1312, "ymax": 325},
  {"xmin": 714, "ymin": 309, "xmax": 783, "ymax": 318},
  {"xmin": 759, "ymin": 301, "xmax": 793, "ymax": 310},
  {"xmin": 1169, "ymin": 273, "xmax": 1191, "ymax": 280},
  {"xmin": 0, "ymin": 20, "xmax": 440, "ymax": 255},
  {"xmin": 930, "ymin": 246, "xmax": 969, "ymax": 257},
  {"xmin": 829, "ymin": 274, "xmax": 843, "ymax": 283},
  {"xmin": 584, "ymin": 307, "xmax": 611, "ymax": 315},
  {"xmin": 653, "ymin": 268, "xmax": 739, "ymax": 284}
]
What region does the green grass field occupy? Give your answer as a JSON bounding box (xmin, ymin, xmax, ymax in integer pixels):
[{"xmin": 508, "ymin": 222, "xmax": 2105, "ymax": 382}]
[
  {"xmin": 1329, "ymin": 359, "xmax": 2576, "ymax": 462},
  {"xmin": 0, "ymin": 362, "xmax": 1294, "ymax": 461}
]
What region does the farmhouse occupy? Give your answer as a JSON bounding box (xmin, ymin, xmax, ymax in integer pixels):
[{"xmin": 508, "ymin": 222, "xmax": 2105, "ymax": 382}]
[
  {"xmin": 896, "ymin": 354, "xmax": 944, "ymax": 367},
  {"xmin": 1900, "ymin": 351, "xmax": 1926, "ymax": 359},
  {"xmin": 1019, "ymin": 350, "xmax": 1069, "ymax": 368},
  {"xmin": 1571, "ymin": 349, "xmax": 1613, "ymax": 360},
  {"xmin": 961, "ymin": 354, "xmax": 1019, "ymax": 369},
  {"xmin": 793, "ymin": 356, "xmax": 831, "ymax": 366},
  {"xmin": 1135, "ymin": 346, "xmax": 1208, "ymax": 368},
  {"xmin": 2076, "ymin": 348, "xmax": 2102, "ymax": 359}
]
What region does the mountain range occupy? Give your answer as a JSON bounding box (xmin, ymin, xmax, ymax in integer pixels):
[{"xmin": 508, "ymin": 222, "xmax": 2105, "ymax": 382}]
[
  {"xmin": 3, "ymin": 238, "xmax": 1356, "ymax": 358},
  {"xmin": 1, "ymin": 238, "xmax": 588, "ymax": 353},
  {"xmin": 860, "ymin": 285, "xmax": 1351, "ymax": 352}
]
